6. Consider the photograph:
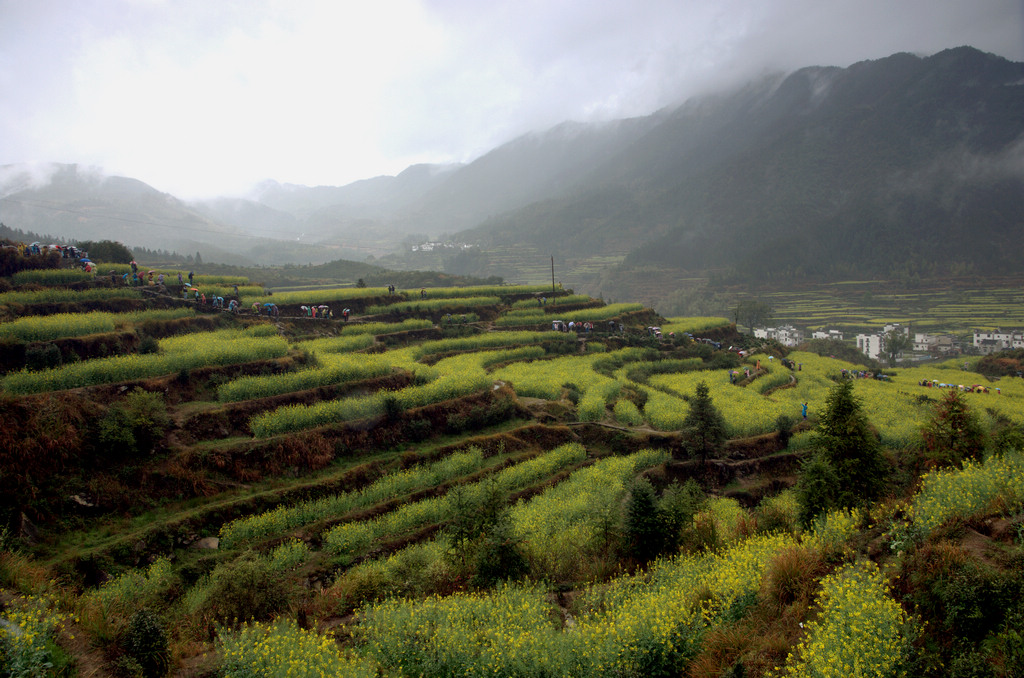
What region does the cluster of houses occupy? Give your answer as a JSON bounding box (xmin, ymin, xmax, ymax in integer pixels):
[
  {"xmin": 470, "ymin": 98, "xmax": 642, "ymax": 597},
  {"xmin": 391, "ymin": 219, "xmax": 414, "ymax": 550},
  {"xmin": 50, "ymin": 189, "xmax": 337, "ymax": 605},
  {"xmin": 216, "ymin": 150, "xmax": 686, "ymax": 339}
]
[
  {"xmin": 410, "ymin": 241, "xmax": 474, "ymax": 252},
  {"xmin": 753, "ymin": 323, "xmax": 1024, "ymax": 361}
]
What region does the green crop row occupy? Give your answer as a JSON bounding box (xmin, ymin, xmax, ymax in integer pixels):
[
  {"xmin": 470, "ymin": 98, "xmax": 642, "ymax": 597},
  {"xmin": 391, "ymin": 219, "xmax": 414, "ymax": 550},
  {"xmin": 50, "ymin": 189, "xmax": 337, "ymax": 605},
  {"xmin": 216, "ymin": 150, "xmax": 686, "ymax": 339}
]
[
  {"xmin": 340, "ymin": 318, "xmax": 434, "ymax": 336},
  {"xmin": 909, "ymin": 450, "xmax": 1024, "ymax": 534},
  {"xmin": 660, "ymin": 316, "xmax": 732, "ymax": 334},
  {"xmin": 0, "ymin": 287, "xmax": 142, "ymax": 306},
  {"xmin": 2, "ymin": 329, "xmax": 289, "ymax": 394},
  {"xmin": 509, "ymin": 449, "xmax": 669, "ymax": 580},
  {"xmin": 104, "ymin": 264, "xmax": 250, "ymax": 285},
  {"xmin": 332, "ymin": 448, "xmax": 664, "ymax": 602},
  {"xmin": 241, "ymin": 287, "xmax": 388, "ymax": 305},
  {"xmin": 0, "ymin": 308, "xmax": 195, "ymax": 342},
  {"xmin": 220, "ymin": 620, "xmax": 376, "ymax": 678},
  {"xmin": 217, "ymin": 352, "xmax": 394, "ymax": 402},
  {"xmin": 411, "ymin": 331, "xmax": 554, "ymax": 361},
  {"xmin": 416, "ymin": 284, "xmax": 552, "ymax": 299},
  {"xmin": 494, "ymin": 302, "xmax": 645, "ymax": 327},
  {"xmin": 248, "ymin": 370, "xmax": 492, "ymax": 437},
  {"xmin": 577, "ymin": 378, "xmax": 621, "ymax": 422},
  {"xmin": 10, "ymin": 268, "xmax": 95, "ymax": 285},
  {"xmin": 219, "ymin": 448, "xmax": 490, "ymax": 547},
  {"xmin": 356, "ymin": 531, "xmax": 796, "ymax": 677},
  {"xmin": 364, "ymin": 296, "xmax": 501, "ymax": 315},
  {"xmin": 296, "ymin": 334, "xmax": 376, "ymax": 355},
  {"xmin": 322, "ymin": 443, "xmax": 588, "ymax": 561},
  {"xmin": 510, "ymin": 294, "xmax": 595, "ymax": 309}
]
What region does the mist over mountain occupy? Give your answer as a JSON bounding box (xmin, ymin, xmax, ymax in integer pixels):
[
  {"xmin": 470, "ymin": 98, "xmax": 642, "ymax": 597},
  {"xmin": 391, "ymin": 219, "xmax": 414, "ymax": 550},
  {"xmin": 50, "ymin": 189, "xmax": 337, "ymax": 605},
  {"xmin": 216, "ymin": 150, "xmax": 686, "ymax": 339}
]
[
  {"xmin": 2, "ymin": 47, "xmax": 1021, "ymax": 292},
  {"xmin": 457, "ymin": 47, "xmax": 1024, "ymax": 283}
]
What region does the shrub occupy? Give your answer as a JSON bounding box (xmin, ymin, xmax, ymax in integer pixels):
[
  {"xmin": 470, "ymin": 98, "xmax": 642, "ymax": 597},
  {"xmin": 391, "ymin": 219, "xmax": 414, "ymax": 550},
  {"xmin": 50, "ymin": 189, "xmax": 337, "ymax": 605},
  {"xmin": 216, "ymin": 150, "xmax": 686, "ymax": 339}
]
[
  {"xmin": 136, "ymin": 334, "xmax": 160, "ymax": 355},
  {"xmin": 200, "ymin": 556, "xmax": 289, "ymax": 624},
  {"xmin": 120, "ymin": 609, "xmax": 170, "ymax": 678},
  {"xmin": 902, "ymin": 542, "xmax": 1018, "ymax": 644},
  {"xmin": 795, "ymin": 454, "xmax": 840, "ymax": 527},
  {"xmin": 24, "ymin": 343, "xmax": 62, "ymax": 371},
  {"xmin": 776, "ymin": 414, "xmax": 794, "ymax": 447},
  {"xmin": 99, "ymin": 388, "xmax": 170, "ymax": 455}
]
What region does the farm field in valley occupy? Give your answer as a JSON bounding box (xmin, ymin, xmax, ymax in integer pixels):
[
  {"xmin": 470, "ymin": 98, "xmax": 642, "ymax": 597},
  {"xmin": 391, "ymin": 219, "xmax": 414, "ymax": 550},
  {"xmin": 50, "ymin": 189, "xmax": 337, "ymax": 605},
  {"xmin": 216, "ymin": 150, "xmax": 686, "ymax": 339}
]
[
  {"xmin": 740, "ymin": 277, "xmax": 1024, "ymax": 334},
  {"xmin": 1, "ymin": 259, "xmax": 1022, "ymax": 677}
]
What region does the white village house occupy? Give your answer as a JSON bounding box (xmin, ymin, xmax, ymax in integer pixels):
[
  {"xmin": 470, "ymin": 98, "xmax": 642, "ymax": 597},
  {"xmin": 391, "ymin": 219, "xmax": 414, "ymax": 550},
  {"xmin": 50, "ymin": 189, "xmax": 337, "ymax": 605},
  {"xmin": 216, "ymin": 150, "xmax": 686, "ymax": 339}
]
[
  {"xmin": 973, "ymin": 329, "xmax": 1024, "ymax": 355},
  {"xmin": 856, "ymin": 323, "xmax": 910, "ymax": 361},
  {"xmin": 753, "ymin": 325, "xmax": 804, "ymax": 347},
  {"xmin": 856, "ymin": 333, "xmax": 884, "ymax": 360},
  {"xmin": 914, "ymin": 332, "xmax": 957, "ymax": 355}
]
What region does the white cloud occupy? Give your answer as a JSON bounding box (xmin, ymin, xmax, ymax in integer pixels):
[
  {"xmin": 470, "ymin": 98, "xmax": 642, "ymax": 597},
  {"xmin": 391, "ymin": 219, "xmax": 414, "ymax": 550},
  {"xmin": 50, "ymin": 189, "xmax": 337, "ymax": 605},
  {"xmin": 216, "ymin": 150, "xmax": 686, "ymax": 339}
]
[{"xmin": 1, "ymin": 0, "xmax": 1022, "ymax": 197}]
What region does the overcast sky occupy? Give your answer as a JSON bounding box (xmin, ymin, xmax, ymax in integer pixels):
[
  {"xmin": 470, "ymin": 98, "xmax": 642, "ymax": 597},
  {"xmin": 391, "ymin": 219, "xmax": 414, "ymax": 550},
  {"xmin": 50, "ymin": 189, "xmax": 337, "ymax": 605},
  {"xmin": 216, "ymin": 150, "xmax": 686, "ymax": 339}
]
[{"xmin": 2, "ymin": 0, "xmax": 1022, "ymax": 198}]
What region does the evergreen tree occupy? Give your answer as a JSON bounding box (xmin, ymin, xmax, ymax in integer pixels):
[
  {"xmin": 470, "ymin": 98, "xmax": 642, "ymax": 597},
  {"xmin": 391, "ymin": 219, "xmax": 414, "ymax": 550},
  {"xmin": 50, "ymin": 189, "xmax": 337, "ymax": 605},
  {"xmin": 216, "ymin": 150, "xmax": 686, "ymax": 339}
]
[
  {"xmin": 682, "ymin": 381, "xmax": 728, "ymax": 463},
  {"xmin": 796, "ymin": 380, "xmax": 886, "ymax": 524},
  {"xmin": 921, "ymin": 389, "xmax": 986, "ymax": 465},
  {"xmin": 472, "ymin": 514, "xmax": 529, "ymax": 587},
  {"xmin": 624, "ymin": 478, "xmax": 665, "ymax": 563},
  {"xmin": 74, "ymin": 239, "xmax": 133, "ymax": 263},
  {"xmin": 659, "ymin": 478, "xmax": 706, "ymax": 553}
]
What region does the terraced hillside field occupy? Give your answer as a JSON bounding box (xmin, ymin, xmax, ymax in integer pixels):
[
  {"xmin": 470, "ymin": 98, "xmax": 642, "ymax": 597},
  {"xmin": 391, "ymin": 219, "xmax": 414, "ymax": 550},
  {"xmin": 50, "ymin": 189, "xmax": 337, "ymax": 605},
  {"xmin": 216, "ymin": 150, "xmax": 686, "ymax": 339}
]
[{"xmin": 1, "ymin": 261, "xmax": 1022, "ymax": 677}]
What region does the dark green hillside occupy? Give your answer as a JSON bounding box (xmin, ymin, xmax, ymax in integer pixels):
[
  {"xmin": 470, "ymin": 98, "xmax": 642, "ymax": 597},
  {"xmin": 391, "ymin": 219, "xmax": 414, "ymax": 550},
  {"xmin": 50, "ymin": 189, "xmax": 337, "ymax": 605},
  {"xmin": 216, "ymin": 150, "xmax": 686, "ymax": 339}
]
[{"xmin": 459, "ymin": 47, "xmax": 1024, "ymax": 288}]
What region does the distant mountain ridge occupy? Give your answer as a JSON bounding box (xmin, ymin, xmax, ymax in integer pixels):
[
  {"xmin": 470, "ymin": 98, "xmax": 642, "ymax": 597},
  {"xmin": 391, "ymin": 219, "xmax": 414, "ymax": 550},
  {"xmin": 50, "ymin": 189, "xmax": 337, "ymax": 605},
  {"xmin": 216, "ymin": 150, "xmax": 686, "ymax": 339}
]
[
  {"xmin": 2, "ymin": 46, "xmax": 1022, "ymax": 285},
  {"xmin": 457, "ymin": 46, "xmax": 1024, "ymax": 282}
]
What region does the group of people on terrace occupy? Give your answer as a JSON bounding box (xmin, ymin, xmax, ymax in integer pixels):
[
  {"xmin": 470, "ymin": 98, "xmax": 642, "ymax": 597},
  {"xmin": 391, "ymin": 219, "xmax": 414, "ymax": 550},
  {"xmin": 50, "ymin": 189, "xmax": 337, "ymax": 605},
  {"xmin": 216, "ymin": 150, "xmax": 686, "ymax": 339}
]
[
  {"xmin": 840, "ymin": 368, "xmax": 891, "ymax": 381},
  {"xmin": 299, "ymin": 305, "xmax": 339, "ymax": 319},
  {"xmin": 551, "ymin": 319, "xmax": 598, "ymax": 333},
  {"xmin": 918, "ymin": 379, "xmax": 999, "ymax": 394}
]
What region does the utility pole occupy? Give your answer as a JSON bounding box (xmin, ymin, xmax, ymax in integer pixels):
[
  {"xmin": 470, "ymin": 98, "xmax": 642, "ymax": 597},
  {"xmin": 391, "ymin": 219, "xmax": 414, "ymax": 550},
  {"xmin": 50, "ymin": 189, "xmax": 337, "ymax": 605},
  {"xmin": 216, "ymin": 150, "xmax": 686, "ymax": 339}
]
[{"xmin": 551, "ymin": 256, "xmax": 555, "ymax": 294}]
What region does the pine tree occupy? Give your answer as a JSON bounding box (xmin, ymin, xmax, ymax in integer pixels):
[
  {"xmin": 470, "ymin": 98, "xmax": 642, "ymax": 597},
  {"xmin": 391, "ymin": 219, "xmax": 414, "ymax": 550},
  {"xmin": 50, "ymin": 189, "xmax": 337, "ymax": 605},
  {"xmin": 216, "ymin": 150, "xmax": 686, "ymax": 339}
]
[
  {"xmin": 797, "ymin": 380, "xmax": 887, "ymax": 524},
  {"xmin": 682, "ymin": 381, "xmax": 728, "ymax": 463},
  {"xmin": 624, "ymin": 478, "xmax": 665, "ymax": 563},
  {"xmin": 921, "ymin": 389, "xmax": 986, "ymax": 465}
]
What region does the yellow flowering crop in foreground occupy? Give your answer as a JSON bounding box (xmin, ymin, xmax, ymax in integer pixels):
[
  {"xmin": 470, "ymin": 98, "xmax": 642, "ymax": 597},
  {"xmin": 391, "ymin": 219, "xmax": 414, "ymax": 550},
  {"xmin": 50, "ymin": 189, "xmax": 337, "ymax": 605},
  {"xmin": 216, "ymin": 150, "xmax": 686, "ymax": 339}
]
[
  {"xmin": 0, "ymin": 594, "xmax": 69, "ymax": 677},
  {"xmin": 910, "ymin": 450, "xmax": 1024, "ymax": 534},
  {"xmin": 509, "ymin": 450, "xmax": 669, "ymax": 581},
  {"xmin": 353, "ymin": 532, "xmax": 796, "ymax": 677},
  {"xmin": 773, "ymin": 561, "xmax": 915, "ymax": 678},
  {"xmin": 219, "ymin": 619, "xmax": 376, "ymax": 677}
]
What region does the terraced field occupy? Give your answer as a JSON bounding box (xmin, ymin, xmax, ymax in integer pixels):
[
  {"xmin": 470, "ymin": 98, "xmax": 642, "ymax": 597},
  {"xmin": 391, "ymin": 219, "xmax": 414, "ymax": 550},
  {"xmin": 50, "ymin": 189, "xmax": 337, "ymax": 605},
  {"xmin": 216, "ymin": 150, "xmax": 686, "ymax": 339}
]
[
  {"xmin": 2, "ymin": 263, "xmax": 1022, "ymax": 677},
  {"xmin": 757, "ymin": 278, "xmax": 1024, "ymax": 333}
]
